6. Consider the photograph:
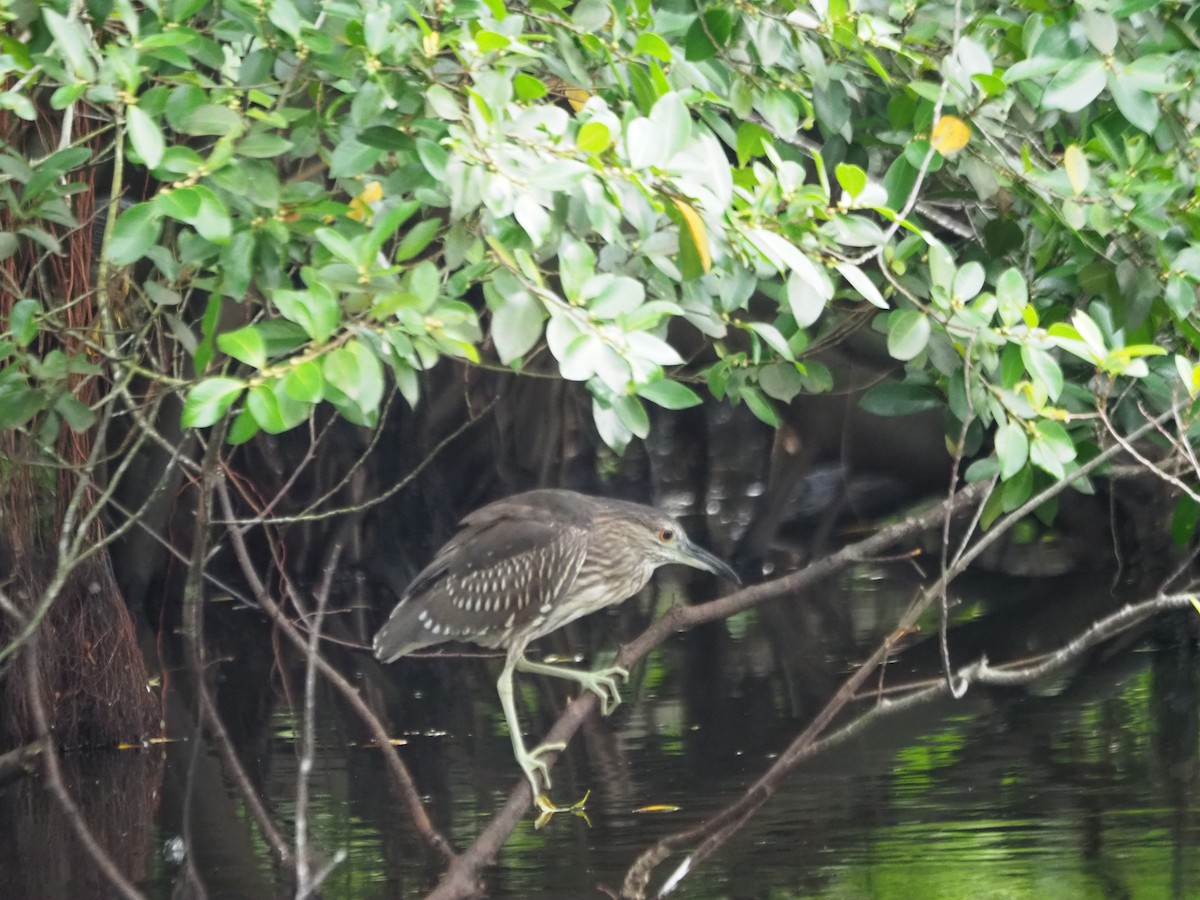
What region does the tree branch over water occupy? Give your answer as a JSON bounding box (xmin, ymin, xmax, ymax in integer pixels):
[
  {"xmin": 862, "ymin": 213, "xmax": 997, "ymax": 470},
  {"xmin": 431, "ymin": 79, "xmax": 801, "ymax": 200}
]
[{"xmin": 617, "ymin": 405, "xmax": 1182, "ymax": 899}]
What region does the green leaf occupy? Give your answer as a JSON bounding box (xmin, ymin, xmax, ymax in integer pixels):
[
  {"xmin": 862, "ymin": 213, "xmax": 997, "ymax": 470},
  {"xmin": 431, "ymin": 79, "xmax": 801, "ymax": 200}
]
[
  {"xmin": 182, "ymin": 377, "xmax": 245, "ymax": 427},
  {"xmin": 0, "ymin": 375, "xmax": 45, "ymax": 427},
  {"xmin": 758, "ymin": 363, "xmax": 805, "ymax": 402},
  {"xmin": 216, "ymin": 326, "xmax": 267, "ymax": 369},
  {"xmin": 593, "ymin": 396, "xmax": 632, "ymax": 453},
  {"xmin": 156, "ymin": 186, "xmax": 202, "ymax": 221},
  {"xmin": 323, "ymin": 339, "xmax": 384, "ymax": 414},
  {"xmin": 1030, "ymin": 435, "xmax": 1064, "ymax": 479},
  {"xmin": 513, "ymin": 74, "xmax": 547, "ymax": 101},
  {"xmin": 613, "ymin": 394, "xmax": 650, "ymax": 438},
  {"xmin": 42, "ymin": 9, "xmax": 97, "ymax": 81},
  {"xmin": 633, "ymin": 32, "xmax": 672, "ymax": 63},
  {"xmin": 637, "ymin": 380, "xmax": 702, "ymax": 410},
  {"xmin": 105, "ymin": 203, "xmax": 163, "ymax": 266},
  {"xmin": 8, "ymin": 299, "xmax": 40, "ymax": 347},
  {"xmin": 745, "ymin": 321, "xmax": 794, "ymax": 360},
  {"xmin": 127, "ymin": 106, "xmax": 165, "ymax": 169},
  {"xmin": 952, "ymin": 262, "xmax": 985, "ymax": 301},
  {"xmin": 835, "ymin": 163, "xmax": 867, "ymax": 198},
  {"xmin": 736, "ymin": 121, "xmax": 772, "ymax": 166},
  {"xmin": 364, "ymin": 200, "xmax": 421, "ymax": 259},
  {"xmin": 995, "ymin": 421, "xmax": 1029, "ymax": 480},
  {"xmin": 577, "ymin": 121, "xmax": 611, "ymax": 154},
  {"xmin": 238, "ymin": 131, "xmax": 293, "ymax": 158},
  {"xmin": 408, "ymin": 260, "xmax": 440, "ymax": 309},
  {"xmin": 417, "ymin": 139, "xmax": 448, "ymax": 181},
  {"xmin": 54, "ymin": 392, "xmax": 96, "ymax": 431},
  {"xmin": 1109, "ymin": 76, "xmax": 1158, "ymax": 134},
  {"xmin": 786, "ymin": 269, "xmax": 828, "ymax": 329},
  {"xmin": 1002, "ymin": 463, "xmax": 1033, "ymax": 511},
  {"xmin": 394, "ymin": 219, "xmax": 440, "ymax": 262},
  {"xmin": 486, "ymin": 277, "xmax": 546, "ymax": 364},
  {"xmin": 757, "ymin": 90, "xmax": 800, "ymax": 138},
  {"xmin": 836, "ymin": 262, "xmax": 887, "ymax": 308},
  {"xmin": 1020, "ymin": 345, "xmax": 1063, "ymax": 400},
  {"xmin": 559, "ymin": 238, "xmax": 596, "ymax": 303},
  {"xmin": 684, "ymin": 9, "xmax": 733, "ymax": 62},
  {"xmin": 650, "ymin": 92, "xmax": 690, "ymax": 160},
  {"xmin": 1165, "ymin": 277, "xmax": 1196, "ymax": 319},
  {"xmin": 1036, "ymin": 419, "xmax": 1076, "ymax": 462},
  {"xmin": 859, "ymin": 382, "xmax": 942, "ymax": 415},
  {"xmin": 887, "ymin": 310, "xmax": 931, "ymax": 361},
  {"xmin": 1041, "ymin": 58, "xmax": 1107, "ymax": 113},
  {"xmin": 996, "ymin": 268, "xmax": 1028, "ymax": 326},
  {"xmin": 928, "ymin": 241, "xmax": 955, "ymax": 293},
  {"xmin": 357, "ymin": 126, "xmax": 411, "ymax": 151},
  {"xmin": 177, "ymin": 104, "xmax": 244, "ymax": 136},
  {"xmin": 283, "ymin": 360, "xmax": 325, "ymax": 403},
  {"xmin": 315, "ymin": 227, "xmax": 361, "ymax": 265},
  {"xmin": 1171, "ymin": 494, "xmax": 1200, "ymax": 548},
  {"xmin": 227, "ymin": 405, "xmax": 260, "ymax": 445},
  {"xmin": 272, "ymin": 287, "xmax": 340, "ymax": 343},
  {"xmin": 740, "ymin": 385, "xmax": 780, "ymax": 427},
  {"xmin": 584, "ymin": 274, "xmax": 644, "ymax": 318},
  {"xmin": 1, "ymin": 90, "xmax": 36, "ymax": 120},
  {"xmin": 247, "ymin": 380, "xmax": 309, "ymax": 434}
]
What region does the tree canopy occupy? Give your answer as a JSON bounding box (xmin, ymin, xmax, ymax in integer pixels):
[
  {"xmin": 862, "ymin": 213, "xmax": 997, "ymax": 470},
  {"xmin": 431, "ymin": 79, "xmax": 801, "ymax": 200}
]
[{"xmin": 3, "ymin": 0, "xmax": 1197, "ymax": 509}]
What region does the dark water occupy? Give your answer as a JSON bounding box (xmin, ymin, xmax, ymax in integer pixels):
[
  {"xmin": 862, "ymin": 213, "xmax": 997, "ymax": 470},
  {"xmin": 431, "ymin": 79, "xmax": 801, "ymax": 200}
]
[{"xmin": 2, "ymin": 558, "xmax": 1196, "ymax": 900}]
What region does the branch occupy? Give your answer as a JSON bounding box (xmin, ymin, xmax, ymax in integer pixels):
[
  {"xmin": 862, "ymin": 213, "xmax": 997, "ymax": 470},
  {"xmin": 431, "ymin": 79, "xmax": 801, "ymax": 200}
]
[
  {"xmin": 0, "ymin": 739, "xmax": 45, "ymax": 789},
  {"xmin": 182, "ymin": 431, "xmax": 296, "ymax": 869},
  {"xmin": 24, "ymin": 638, "xmax": 146, "ymax": 900},
  {"xmin": 422, "ymin": 462, "xmax": 1014, "ymax": 898},
  {"xmin": 212, "ymin": 478, "xmax": 457, "ymax": 865},
  {"xmin": 617, "ymin": 404, "xmax": 1179, "ymax": 898},
  {"xmin": 296, "ymin": 535, "xmax": 345, "ymax": 897}
]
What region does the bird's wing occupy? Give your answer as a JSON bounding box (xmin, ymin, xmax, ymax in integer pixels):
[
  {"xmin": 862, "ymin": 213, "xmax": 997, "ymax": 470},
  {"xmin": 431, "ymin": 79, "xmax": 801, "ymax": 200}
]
[{"xmin": 373, "ymin": 505, "xmax": 588, "ymax": 660}]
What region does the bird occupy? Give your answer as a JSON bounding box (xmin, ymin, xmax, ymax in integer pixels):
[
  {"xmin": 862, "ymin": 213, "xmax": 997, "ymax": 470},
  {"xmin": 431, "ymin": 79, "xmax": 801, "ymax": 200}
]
[{"xmin": 373, "ymin": 488, "xmax": 740, "ymax": 811}]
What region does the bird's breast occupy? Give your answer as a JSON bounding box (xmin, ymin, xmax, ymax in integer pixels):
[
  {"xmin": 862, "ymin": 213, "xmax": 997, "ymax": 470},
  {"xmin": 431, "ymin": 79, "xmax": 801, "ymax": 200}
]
[{"xmin": 519, "ymin": 560, "xmax": 651, "ymax": 643}]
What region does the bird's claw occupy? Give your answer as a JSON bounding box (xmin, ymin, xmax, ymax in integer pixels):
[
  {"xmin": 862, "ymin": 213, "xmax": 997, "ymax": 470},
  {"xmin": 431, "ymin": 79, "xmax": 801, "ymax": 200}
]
[
  {"xmin": 578, "ymin": 664, "xmax": 629, "ymax": 716},
  {"xmin": 516, "ymin": 739, "xmax": 566, "ymax": 799}
]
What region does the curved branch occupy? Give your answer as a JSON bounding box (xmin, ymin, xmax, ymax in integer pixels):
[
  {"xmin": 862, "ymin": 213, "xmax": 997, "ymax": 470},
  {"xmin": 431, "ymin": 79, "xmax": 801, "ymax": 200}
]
[
  {"xmin": 212, "ymin": 478, "xmax": 457, "ymax": 865},
  {"xmin": 617, "ymin": 405, "xmax": 1178, "ymax": 898}
]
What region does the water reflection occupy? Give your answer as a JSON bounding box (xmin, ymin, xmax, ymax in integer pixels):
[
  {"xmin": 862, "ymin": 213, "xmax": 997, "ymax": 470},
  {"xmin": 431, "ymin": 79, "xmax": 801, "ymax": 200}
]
[{"xmin": 2, "ymin": 557, "xmax": 1194, "ymax": 899}]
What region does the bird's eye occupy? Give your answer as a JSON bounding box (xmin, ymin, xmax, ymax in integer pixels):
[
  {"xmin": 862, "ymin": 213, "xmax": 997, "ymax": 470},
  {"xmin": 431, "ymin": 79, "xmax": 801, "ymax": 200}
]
[{"xmin": 659, "ymin": 528, "xmax": 675, "ymax": 542}]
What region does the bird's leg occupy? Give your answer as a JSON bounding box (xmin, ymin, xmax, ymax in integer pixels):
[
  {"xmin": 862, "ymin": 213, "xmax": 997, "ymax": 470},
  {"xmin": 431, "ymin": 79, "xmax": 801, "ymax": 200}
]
[
  {"xmin": 497, "ymin": 655, "xmax": 566, "ymax": 809},
  {"xmin": 516, "ymin": 656, "xmax": 630, "ymax": 716}
]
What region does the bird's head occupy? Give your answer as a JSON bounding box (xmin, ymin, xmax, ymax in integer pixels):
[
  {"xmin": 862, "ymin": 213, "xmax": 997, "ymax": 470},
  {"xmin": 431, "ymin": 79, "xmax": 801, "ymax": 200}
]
[{"xmin": 602, "ymin": 503, "xmax": 741, "ymax": 585}]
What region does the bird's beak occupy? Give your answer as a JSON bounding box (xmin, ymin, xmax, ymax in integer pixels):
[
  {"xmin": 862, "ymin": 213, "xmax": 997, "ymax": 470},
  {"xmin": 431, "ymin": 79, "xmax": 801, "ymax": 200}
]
[{"xmin": 678, "ymin": 540, "xmax": 741, "ymax": 585}]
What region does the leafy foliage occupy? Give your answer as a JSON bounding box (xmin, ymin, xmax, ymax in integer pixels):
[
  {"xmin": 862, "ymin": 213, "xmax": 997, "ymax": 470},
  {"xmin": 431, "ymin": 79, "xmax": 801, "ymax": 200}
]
[{"xmin": 1, "ymin": 0, "xmax": 1197, "ymax": 499}]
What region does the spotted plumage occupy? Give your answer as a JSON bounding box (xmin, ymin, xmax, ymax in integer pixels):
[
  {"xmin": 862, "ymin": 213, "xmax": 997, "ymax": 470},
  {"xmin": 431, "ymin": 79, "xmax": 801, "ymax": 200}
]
[{"xmin": 372, "ymin": 488, "xmax": 739, "ymax": 813}]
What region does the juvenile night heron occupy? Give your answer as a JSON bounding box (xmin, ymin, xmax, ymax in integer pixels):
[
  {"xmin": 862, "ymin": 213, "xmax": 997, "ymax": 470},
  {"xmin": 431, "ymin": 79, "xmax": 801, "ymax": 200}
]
[{"xmin": 373, "ymin": 489, "xmax": 739, "ymax": 810}]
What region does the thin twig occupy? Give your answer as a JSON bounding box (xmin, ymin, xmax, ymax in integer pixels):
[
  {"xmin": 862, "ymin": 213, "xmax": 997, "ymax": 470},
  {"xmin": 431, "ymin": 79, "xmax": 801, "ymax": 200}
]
[
  {"xmin": 296, "ymin": 536, "xmax": 346, "ymax": 898},
  {"xmin": 24, "ymin": 639, "xmax": 146, "ymax": 900},
  {"xmin": 212, "ymin": 479, "xmax": 457, "ymax": 864},
  {"xmin": 614, "ymin": 405, "xmax": 1178, "ymax": 898}
]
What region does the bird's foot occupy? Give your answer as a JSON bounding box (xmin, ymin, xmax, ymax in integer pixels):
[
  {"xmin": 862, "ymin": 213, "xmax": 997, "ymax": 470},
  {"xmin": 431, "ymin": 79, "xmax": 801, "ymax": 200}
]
[
  {"xmin": 577, "ymin": 664, "xmax": 629, "ymax": 716},
  {"xmin": 533, "ymin": 789, "xmax": 592, "ymax": 829},
  {"xmin": 517, "ymin": 739, "xmax": 566, "ymax": 800}
]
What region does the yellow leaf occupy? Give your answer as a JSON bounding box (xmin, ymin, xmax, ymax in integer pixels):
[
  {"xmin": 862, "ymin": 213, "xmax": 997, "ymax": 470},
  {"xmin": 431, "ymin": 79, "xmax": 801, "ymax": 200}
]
[
  {"xmin": 348, "ymin": 181, "xmax": 383, "ymax": 222},
  {"xmin": 1064, "ymin": 144, "xmax": 1090, "ymax": 195},
  {"xmin": 423, "ymin": 31, "xmax": 439, "ymax": 57},
  {"xmin": 931, "ymin": 115, "xmax": 970, "ymax": 155},
  {"xmin": 545, "ymin": 76, "xmax": 591, "ymax": 112},
  {"xmin": 671, "ymin": 197, "xmax": 712, "ymax": 274},
  {"xmin": 632, "ymin": 804, "xmax": 682, "ymax": 814}
]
